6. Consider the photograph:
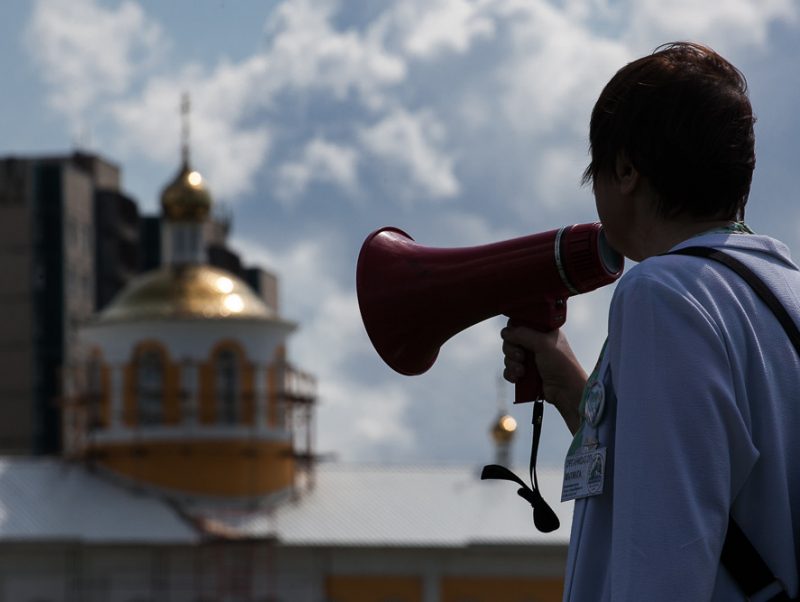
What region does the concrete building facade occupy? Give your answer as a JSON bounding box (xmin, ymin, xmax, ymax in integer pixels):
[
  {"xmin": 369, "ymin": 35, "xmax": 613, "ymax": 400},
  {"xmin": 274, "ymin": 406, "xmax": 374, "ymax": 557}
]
[{"xmin": 0, "ymin": 154, "xmax": 105, "ymax": 453}]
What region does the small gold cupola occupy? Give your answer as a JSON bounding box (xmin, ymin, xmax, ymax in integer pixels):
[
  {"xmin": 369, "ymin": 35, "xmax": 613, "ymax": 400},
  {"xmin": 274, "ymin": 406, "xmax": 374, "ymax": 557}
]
[
  {"xmin": 160, "ymin": 164, "xmax": 212, "ymax": 222},
  {"xmin": 161, "ymin": 93, "xmax": 211, "ymax": 223},
  {"xmin": 490, "ymin": 375, "xmax": 517, "ymax": 466},
  {"xmin": 161, "ymin": 93, "xmax": 212, "ymax": 266},
  {"xmin": 491, "ymin": 412, "xmax": 517, "ymax": 467},
  {"xmin": 491, "ymin": 413, "xmax": 517, "ymax": 445}
]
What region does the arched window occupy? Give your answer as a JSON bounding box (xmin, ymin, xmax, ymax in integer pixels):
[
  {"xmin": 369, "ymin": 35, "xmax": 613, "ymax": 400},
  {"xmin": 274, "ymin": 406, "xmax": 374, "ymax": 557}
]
[
  {"xmin": 137, "ymin": 350, "xmax": 163, "ymax": 426},
  {"xmin": 180, "ymin": 360, "xmax": 197, "ymax": 424},
  {"xmin": 215, "ymin": 348, "xmax": 239, "ymax": 425}
]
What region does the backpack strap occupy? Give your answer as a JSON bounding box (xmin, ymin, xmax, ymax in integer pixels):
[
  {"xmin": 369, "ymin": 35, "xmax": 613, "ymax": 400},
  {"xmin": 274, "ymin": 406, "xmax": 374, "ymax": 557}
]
[
  {"xmin": 669, "ymin": 246, "xmax": 795, "ymax": 601},
  {"xmin": 671, "ymin": 247, "xmax": 800, "ymax": 351}
]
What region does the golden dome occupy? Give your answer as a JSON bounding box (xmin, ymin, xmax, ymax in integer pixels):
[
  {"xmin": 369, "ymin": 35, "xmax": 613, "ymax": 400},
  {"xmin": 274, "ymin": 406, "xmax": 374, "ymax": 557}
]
[
  {"xmin": 491, "ymin": 413, "xmax": 517, "ymax": 444},
  {"xmin": 160, "ymin": 163, "xmax": 212, "ymax": 221},
  {"xmin": 97, "ymin": 265, "xmax": 274, "ymax": 323}
]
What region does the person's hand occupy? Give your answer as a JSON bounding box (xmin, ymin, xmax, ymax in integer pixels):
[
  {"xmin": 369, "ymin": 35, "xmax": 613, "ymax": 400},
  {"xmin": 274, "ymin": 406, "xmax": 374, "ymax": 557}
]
[{"xmin": 501, "ymin": 322, "xmax": 587, "ymax": 434}]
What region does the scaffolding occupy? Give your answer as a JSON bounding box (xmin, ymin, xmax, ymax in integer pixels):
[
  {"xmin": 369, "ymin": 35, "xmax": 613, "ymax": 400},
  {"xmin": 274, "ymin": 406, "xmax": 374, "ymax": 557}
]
[{"xmin": 56, "ymin": 352, "xmax": 319, "ymax": 601}]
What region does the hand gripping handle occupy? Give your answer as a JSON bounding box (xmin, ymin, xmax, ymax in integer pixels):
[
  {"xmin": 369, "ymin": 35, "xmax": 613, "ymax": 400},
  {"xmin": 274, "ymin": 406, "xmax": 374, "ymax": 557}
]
[{"xmin": 507, "ymin": 303, "xmax": 566, "ymax": 404}]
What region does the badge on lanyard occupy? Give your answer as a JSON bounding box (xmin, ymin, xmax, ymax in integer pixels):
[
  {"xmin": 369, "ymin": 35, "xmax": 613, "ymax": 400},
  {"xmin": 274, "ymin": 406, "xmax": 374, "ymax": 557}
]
[
  {"xmin": 561, "ymin": 445, "xmax": 607, "ymax": 502},
  {"xmin": 562, "ymin": 344, "xmax": 609, "ymax": 502},
  {"xmin": 583, "ymin": 380, "xmax": 606, "ymax": 427}
]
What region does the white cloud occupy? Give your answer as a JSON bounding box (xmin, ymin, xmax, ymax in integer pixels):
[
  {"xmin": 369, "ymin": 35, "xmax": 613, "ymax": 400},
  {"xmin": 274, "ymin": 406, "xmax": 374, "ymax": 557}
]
[
  {"xmin": 26, "ymin": 0, "xmax": 164, "ymax": 120},
  {"xmin": 318, "ymin": 373, "xmax": 416, "ymax": 459},
  {"xmin": 533, "ymin": 145, "xmax": 590, "ymax": 208},
  {"xmin": 431, "ymin": 212, "xmax": 518, "ymax": 247},
  {"xmin": 26, "ymin": 0, "xmax": 407, "ymax": 202},
  {"xmin": 276, "ymin": 138, "xmax": 360, "ymax": 203},
  {"xmin": 493, "ymin": 1, "xmax": 628, "ymax": 136},
  {"xmin": 26, "ymin": 0, "xmax": 799, "ymax": 209},
  {"xmin": 446, "ymin": 317, "xmax": 505, "ymax": 366},
  {"xmin": 375, "ymin": 0, "xmax": 497, "ymax": 59},
  {"xmin": 25, "ymin": 0, "xmax": 274, "ymax": 201},
  {"xmin": 261, "ymin": 0, "xmax": 407, "ymax": 109},
  {"xmin": 360, "ymin": 108, "xmax": 460, "ymax": 200},
  {"xmin": 627, "ymin": 0, "xmax": 798, "ymax": 52}
]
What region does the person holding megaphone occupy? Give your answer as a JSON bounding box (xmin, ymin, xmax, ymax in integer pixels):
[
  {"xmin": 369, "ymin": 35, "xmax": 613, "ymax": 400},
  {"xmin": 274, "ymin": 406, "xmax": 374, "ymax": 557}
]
[{"xmin": 502, "ymin": 42, "xmax": 800, "ymax": 601}]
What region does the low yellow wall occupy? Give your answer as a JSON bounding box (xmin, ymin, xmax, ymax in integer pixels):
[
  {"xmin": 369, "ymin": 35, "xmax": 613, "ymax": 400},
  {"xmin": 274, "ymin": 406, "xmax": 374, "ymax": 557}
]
[
  {"xmin": 326, "ymin": 576, "xmax": 422, "ymax": 602},
  {"xmin": 441, "ymin": 576, "xmax": 563, "ymax": 602},
  {"xmin": 325, "ymin": 575, "xmax": 562, "ymax": 602},
  {"xmin": 90, "ymin": 439, "xmax": 294, "ymax": 497}
]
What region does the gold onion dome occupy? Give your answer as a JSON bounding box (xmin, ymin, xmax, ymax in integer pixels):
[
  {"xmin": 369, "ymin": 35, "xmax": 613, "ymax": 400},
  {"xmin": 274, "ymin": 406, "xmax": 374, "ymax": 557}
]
[
  {"xmin": 160, "ymin": 162, "xmax": 212, "ymax": 221},
  {"xmin": 97, "ymin": 265, "xmax": 274, "ymax": 323},
  {"xmin": 491, "ymin": 413, "xmax": 517, "ymax": 444}
]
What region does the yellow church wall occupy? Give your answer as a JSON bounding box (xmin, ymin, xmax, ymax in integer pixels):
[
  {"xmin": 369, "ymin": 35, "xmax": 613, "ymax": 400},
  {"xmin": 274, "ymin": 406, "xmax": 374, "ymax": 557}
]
[
  {"xmin": 90, "ymin": 439, "xmax": 295, "ymax": 497},
  {"xmin": 324, "ymin": 575, "xmax": 562, "ymax": 602},
  {"xmin": 440, "ymin": 576, "xmax": 563, "ymax": 602},
  {"xmin": 326, "ymin": 576, "xmax": 422, "ymax": 602},
  {"xmin": 85, "ymin": 338, "xmax": 296, "ymax": 496}
]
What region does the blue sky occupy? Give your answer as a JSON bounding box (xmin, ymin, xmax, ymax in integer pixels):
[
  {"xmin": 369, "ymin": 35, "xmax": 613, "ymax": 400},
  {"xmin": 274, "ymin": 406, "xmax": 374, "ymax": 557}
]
[{"xmin": 2, "ymin": 0, "xmax": 799, "ymax": 468}]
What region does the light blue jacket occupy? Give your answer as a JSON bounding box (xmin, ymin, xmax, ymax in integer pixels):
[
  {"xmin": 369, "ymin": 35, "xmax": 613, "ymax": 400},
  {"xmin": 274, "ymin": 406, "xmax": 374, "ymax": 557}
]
[{"xmin": 563, "ymin": 233, "xmax": 800, "ymax": 601}]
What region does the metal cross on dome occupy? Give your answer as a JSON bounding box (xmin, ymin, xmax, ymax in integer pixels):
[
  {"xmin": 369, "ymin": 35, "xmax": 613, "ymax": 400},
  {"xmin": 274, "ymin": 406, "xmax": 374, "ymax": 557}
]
[{"xmin": 180, "ymin": 92, "xmax": 191, "ymax": 167}]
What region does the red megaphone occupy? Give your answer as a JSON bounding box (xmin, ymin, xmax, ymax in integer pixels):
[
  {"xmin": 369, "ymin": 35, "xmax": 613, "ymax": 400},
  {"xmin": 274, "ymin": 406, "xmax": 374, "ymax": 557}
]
[{"xmin": 356, "ymin": 222, "xmax": 623, "ymax": 403}]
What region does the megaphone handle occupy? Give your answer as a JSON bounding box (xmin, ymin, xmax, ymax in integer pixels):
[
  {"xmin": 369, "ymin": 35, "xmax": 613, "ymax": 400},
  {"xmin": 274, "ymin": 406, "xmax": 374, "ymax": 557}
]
[
  {"xmin": 508, "ymin": 304, "xmax": 566, "ymax": 403},
  {"xmin": 514, "ymin": 361, "xmax": 543, "ymax": 404}
]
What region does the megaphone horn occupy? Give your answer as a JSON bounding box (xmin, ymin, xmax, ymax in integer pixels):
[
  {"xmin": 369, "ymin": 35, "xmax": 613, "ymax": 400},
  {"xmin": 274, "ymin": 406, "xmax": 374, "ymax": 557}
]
[{"xmin": 356, "ymin": 223, "xmax": 623, "ymax": 403}]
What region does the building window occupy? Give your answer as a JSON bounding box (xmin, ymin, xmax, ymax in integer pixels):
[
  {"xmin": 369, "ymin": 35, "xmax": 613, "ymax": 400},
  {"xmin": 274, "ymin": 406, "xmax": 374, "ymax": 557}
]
[
  {"xmin": 180, "ymin": 361, "xmax": 196, "ymax": 424},
  {"xmin": 216, "ymin": 349, "xmax": 239, "ymax": 425},
  {"xmin": 137, "ymin": 350, "xmax": 163, "ymax": 425}
]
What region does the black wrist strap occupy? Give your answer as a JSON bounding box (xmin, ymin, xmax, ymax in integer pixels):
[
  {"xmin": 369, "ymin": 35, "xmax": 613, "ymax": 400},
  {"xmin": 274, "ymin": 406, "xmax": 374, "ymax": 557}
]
[
  {"xmin": 669, "ymin": 246, "xmax": 795, "ymax": 601},
  {"xmin": 481, "ymin": 400, "xmax": 560, "ymax": 533}
]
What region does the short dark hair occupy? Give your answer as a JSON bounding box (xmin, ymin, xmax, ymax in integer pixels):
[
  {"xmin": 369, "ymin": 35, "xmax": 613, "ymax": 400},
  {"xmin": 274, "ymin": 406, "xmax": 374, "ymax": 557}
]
[{"xmin": 583, "ymin": 42, "xmax": 756, "ymax": 220}]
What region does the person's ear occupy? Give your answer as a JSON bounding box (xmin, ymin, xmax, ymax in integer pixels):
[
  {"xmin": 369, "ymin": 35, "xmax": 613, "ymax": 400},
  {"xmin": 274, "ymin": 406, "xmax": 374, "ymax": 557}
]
[{"xmin": 615, "ymin": 153, "xmax": 639, "ymax": 195}]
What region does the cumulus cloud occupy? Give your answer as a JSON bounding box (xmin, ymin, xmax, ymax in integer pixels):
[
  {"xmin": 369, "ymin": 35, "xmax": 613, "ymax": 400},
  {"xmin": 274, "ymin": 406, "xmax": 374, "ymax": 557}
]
[
  {"xmin": 26, "ymin": 0, "xmax": 799, "ymax": 207},
  {"xmin": 360, "ymin": 108, "xmax": 460, "ymax": 200},
  {"xmin": 491, "ymin": 2, "xmax": 628, "ymax": 136},
  {"xmin": 373, "ymin": 0, "xmax": 497, "ymax": 59},
  {"xmin": 428, "ymin": 212, "xmax": 519, "ymax": 247},
  {"xmin": 319, "ymin": 380, "xmax": 416, "ymax": 458},
  {"xmin": 25, "ymin": 0, "xmax": 408, "ymax": 202},
  {"xmin": 26, "ymin": 0, "xmax": 164, "ymax": 120},
  {"xmin": 533, "ymin": 145, "xmax": 592, "ymax": 208},
  {"xmin": 627, "ymin": 0, "xmax": 797, "ymax": 51},
  {"xmin": 276, "ymin": 138, "xmax": 360, "ymax": 203},
  {"xmin": 261, "ymin": 0, "xmax": 407, "ymax": 108}
]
